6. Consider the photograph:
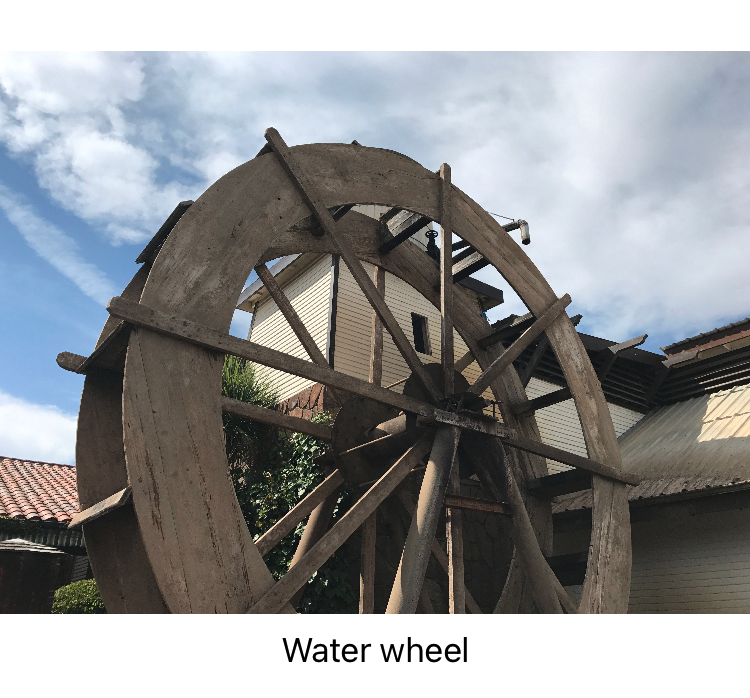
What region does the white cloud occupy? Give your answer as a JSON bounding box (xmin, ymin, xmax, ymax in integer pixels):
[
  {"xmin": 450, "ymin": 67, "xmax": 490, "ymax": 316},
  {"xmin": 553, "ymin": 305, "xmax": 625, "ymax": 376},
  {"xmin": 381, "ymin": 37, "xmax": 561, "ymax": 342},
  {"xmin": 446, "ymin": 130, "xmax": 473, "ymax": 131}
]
[
  {"xmin": 0, "ymin": 183, "xmax": 117, "ymax": 304},
  {"xmin": 0, "ymin": 390, "xmax": 76, "ymax": 465},
  {"xmin": 1, "ymin": 52, "xmax": 749, "ymax": 345}
]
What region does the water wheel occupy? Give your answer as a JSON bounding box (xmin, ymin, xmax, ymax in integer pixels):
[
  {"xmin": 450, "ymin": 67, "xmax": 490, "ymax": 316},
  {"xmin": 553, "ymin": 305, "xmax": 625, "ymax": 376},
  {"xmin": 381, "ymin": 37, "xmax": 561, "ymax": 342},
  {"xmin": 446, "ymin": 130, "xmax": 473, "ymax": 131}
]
[{"xmin": 58, "ymin": 129, "xmax": 637, "ymax": 613}]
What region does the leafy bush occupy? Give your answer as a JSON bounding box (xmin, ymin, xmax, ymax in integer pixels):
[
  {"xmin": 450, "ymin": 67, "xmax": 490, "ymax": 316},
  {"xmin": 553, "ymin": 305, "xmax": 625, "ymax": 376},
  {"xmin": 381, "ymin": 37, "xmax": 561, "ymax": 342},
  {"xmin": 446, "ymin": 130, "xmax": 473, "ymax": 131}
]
[
  {"xmin": 51, "ymin": 579, "xmax": 106, "ymax": 614},
  {"xmin": 223, "ymin": 357, "xmax": 357, "ymax": 613}
]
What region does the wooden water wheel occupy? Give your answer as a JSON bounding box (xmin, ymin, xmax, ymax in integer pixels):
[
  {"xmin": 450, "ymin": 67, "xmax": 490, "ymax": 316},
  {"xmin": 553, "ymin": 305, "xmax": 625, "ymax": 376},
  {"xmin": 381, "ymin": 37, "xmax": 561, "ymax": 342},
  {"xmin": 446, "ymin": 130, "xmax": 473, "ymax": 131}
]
[{"xmin": 58, "ymin": 129, "xmax": 638, "ymax": 613}]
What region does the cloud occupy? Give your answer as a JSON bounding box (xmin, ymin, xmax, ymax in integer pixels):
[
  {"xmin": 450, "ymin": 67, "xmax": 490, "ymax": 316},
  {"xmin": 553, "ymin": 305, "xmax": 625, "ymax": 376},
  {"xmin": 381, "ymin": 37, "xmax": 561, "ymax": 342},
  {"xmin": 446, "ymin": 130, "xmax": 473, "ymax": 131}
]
[
  {"xmin": 0, "ymin": 390, "xmax": 76, "ymax": 464},
  {"xmin": 0, "ymin": 183, "xmax": 117, "ymax": 304},
  {"xmin": 1, "ymin": 52, "xmax": 749, "ymax": 346}
]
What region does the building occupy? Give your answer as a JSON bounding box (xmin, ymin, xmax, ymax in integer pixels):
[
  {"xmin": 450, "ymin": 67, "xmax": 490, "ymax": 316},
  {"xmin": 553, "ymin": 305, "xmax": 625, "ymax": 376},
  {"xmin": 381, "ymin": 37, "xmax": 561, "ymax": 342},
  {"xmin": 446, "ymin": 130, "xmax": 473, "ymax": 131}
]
[
  {"xmin": 235, "ymin": 204, "xmax": 750, "ymax": 612},
  {"xmin": 0, "ymin": 456, "xmax": 91, "ymax": 598}
]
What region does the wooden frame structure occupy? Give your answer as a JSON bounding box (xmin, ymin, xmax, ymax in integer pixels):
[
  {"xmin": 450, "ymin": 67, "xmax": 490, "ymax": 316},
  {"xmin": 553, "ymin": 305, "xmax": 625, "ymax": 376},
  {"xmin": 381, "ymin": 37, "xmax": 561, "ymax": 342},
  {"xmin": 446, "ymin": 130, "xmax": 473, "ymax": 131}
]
[{"xmin": 59, "ymin": 130, "xmax": 637, "ymax": 613}]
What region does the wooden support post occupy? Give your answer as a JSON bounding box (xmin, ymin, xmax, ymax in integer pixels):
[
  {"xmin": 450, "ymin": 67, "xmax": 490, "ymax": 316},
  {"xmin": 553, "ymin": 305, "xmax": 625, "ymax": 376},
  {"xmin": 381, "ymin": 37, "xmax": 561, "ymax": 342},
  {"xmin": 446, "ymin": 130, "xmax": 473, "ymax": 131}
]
[
  {"xmin": 446, "ymin": 456, "xmax": 465, "ymax": 614},
  {"xmin": 369, "ymin": 266, "xmax": 385, "ymax": 386},
  {"xmin": 359, "ymin": 513, "xmax": 376, "ymax": 614},
  {"xmin": 386, "ymin": 426, "xmax": 460, "ymax": 614},
  {"xmin": 440, "ymin": 163, "xmax": 454, "ymax": 397},
  {"xmin": 470, "ymin": 294, "xmax": 572, "ymax": 396}
]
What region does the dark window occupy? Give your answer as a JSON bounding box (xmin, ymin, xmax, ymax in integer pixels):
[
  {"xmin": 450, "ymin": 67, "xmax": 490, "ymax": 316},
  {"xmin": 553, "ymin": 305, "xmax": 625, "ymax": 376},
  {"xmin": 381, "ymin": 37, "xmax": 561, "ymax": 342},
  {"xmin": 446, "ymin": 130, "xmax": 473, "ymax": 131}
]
[{"xmin": 411, "ymin": 313, "xmax": 431, "ymax": 355}]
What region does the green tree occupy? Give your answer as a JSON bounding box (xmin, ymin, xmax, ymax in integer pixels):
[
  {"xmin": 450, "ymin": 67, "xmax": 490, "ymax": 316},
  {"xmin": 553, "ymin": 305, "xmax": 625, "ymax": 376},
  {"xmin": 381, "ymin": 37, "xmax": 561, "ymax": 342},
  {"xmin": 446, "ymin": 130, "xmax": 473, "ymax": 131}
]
[
  {"xmin": 51, "ymin": 579, "xmax": 106, "ymax": 614},
  {"xmin": 222, "ymin": 356, "xmax": 356, "ymax": 613}
]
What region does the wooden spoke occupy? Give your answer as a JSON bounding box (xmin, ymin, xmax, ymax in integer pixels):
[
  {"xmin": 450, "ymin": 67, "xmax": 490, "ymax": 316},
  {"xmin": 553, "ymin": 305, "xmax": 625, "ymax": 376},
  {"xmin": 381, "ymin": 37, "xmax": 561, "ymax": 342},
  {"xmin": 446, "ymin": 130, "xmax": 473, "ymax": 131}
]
[
  {"xmin": 359, "ymin": 513, "xmax": 376, "ymax": 613},
  {"xmin": 454, "ymin": 348, "xmax": 476, "ymax": 373},
  {"xmin": 264, "ymin": 127, "xmax": 442, "ymax": 403},
  {"xmin": 395, "ymin": 491, "xmax": 482, "ymax": 614},
  {"xmin": 386, "ymin": 426, "xmax": 460, "ymax": 614},
  {"xmin": 254, "ymin": 261, "xmax": 343, "ymax": 405},
  {"xmin": 254, "ymin": 469, "xmax": 345, "ymax": 557},
  {"xmin": 68, "ymin": 487, "xmax": 132, "ymax": 529},
  {"xmin": 221, "ymin": 396, "xmax": 332, "ymax": 441},
  {"xmin": 469, "ymin": 294, "xmax": 572, "ymax": 396},
  {"xmin": 440, "ymin": 163, "xmax": 454, "ymax": 397},
  {"xmin": 254, "ymin": 263, "xmax": 327, "ymax": 365},
  {"xmin": 248, "ymin": 432, "xmax": 435, "ymax": 614},
  {"xmin": 519, "ymin": 314, "xmax": 582, "ymax": 387},
  {"xmin": 369, "ymin": 266, "xmax": 385, "ymax": 386},
  {"xmin": 504, "ymin": 465, "xmax": 577, "ymax": 614},
  {"xmin": 107, "ymin": 296, "xmax": 438, "ymax": 419},
  {"xmin": 446, "ymin": 455, "xmax": 465, "ymax": 614}
]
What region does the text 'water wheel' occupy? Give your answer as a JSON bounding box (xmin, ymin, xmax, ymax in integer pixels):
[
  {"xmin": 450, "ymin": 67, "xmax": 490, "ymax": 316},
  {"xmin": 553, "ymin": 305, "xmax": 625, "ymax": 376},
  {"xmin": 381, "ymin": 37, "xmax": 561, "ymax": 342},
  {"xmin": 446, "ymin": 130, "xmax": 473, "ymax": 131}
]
[{"xmin": 64, "ymin": 129, "xmax": 636, "ymax": 613}]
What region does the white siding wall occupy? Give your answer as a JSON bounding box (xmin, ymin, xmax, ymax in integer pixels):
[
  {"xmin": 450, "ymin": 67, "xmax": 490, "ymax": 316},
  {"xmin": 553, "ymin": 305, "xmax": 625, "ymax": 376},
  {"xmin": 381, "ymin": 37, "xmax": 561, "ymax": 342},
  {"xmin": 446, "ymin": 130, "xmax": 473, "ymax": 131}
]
[
  {"xmin": 526, "ymin": 377, "xmax": 645, "ymax": 473},
  {"xmin": 629, "ymin": 508, "xmax": 750, "ymax": 613},
  {"xmin": 249, "ymin": 255, "xmax": 333, "ymax": 401}
]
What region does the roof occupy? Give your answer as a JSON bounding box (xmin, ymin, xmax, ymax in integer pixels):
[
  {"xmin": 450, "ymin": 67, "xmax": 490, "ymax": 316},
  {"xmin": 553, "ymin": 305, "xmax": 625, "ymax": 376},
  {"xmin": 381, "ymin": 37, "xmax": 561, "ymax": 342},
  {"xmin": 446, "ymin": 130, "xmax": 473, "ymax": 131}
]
[
  {"xmin": 0, "ymin": 456, "xmax": 79, "ymax": 523},
  {"xmin": 0, "ymin": 538, "xmax": 69, "ymax": 554},
  {"xmin": 554, "ymin": 381, "xmax": 750, "ymax": 514},
  {"xmin": 662, "ymin": 317, "xmax": 750, "ymax": 355}
]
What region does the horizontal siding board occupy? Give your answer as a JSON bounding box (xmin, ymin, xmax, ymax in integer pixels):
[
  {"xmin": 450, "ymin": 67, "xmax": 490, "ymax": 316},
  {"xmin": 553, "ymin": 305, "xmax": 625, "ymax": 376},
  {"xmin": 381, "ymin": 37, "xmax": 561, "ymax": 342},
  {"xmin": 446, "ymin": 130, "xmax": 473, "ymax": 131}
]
[{"xmin": 628, "ymin": 509, "xmax": 750, "ymax": 613}]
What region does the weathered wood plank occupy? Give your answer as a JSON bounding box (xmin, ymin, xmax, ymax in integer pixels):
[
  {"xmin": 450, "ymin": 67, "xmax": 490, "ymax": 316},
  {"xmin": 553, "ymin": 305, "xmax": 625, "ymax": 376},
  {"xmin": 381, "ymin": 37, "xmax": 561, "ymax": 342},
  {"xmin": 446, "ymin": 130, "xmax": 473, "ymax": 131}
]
[
  {"xmin": 220, "ymin": 397, "xmax": 333, "ymax": 441},
  {"xmin": 109, "ymin": 296, "xmax": 438, "ymax": 419},
  {"xmin": 255, "ymin": 469, "xmax": 345, "ymax": 556},
  {"xmin": 264, "ymin": 127, "xmax": 442, "ymax": 403},
  {"xmin": 248, "ymin": 432, "xmax": 435, "ymax": 613},
  {"xmin": 470, "ymin": 294, "xmax": 572, "ymax": 395},
  {"xmin": 378, "ymin": 215, "xmax": 432, "ymax": 255},
  {"xmin": 416, "ymin": 408, "xmax": 515, "ymax": 439},
  {"xmin": 135, "ymin": 200, "xmax": 193, "ymax": 264},
  {"xmin": 69, "ymin": 487, "xmax": 132, "ymax": 529},
  {"xmin": 518, "ymin": 314, "xmax": 582, "ymax": 387}
]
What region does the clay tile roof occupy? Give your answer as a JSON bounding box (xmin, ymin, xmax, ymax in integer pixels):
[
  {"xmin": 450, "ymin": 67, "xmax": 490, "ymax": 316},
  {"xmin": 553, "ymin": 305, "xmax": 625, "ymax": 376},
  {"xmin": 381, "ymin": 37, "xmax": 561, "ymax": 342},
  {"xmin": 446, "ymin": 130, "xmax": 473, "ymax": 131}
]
[{"xmin": 0, "ymin": 456, "xmax": 79, "ymax": 523}]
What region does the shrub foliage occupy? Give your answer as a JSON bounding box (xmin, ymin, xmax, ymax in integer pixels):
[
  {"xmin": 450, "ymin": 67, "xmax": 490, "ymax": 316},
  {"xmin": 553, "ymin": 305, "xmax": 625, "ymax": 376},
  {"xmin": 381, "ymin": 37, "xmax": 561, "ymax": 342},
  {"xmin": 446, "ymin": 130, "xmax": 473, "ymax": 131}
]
[{"xmin": 51, "ymin": 579, "xmax": 106, "ymax": 614}]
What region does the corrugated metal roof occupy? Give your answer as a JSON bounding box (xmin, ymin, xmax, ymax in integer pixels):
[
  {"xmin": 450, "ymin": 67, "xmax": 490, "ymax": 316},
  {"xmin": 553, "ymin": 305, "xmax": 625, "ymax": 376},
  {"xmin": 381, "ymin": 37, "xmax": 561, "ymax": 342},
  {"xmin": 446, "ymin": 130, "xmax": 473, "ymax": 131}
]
[
  {"xmin": 554, "ymin": 382, "xmax": 750, "ymax": 514},
  {"xmin": 662, "ymin": 317, "xmax": 750, "ymax": 354}
]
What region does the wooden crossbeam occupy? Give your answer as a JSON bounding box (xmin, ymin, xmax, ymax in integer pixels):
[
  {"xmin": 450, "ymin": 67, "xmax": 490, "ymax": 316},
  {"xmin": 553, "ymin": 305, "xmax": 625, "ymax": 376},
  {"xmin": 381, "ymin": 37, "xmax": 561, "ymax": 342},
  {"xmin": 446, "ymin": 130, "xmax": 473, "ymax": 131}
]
[
  {"xmin": 264, "ymin": 128, "xmax": 441, "ymax": 403},
  {"xmin": 527, "ymin": 469, "xmax": 592, "ymax": 498},
  {"xmin": 451, "ymin": 245, "xmax": 477, "ymax": 264},
  {"xmin": 57, "ymin": 321, "xmax": 131, "ymax": 375},
  {"xmin": 254, "ymin": 469, "xmax": 345, "ymax": 556},
  {"xmin": 369, "ymin": 266, "xmax": 385, "ymax": 386},
  {"xmin": 107, "ymin": 296, "xmax": 438, "ymax": 420},
  {"xmin": 221, "ymin": 396, "xmax": 332, "ymax": 441},
  {"xmin": 378, "ymin": 215, "xmax": 432, "ymax": 255},
  {"xmin": 478, "ymin": 315, "xmax": 536, "ymax": 350},
  {"xmin": 502, "ymin": 435, "xmax": 640, "ymax": 486},
  {"xmin": 68, "ymin": 487, "xmax": 132, "ymax": 529},
  {"xmin": 248, "ymin": 432, "xmax": 435, "ymax": 614},
  {"xmin": 416, "ymin": 409, "xmax": 515, "ymax": 439},
  {"xmin": 444, "ymin": 494, "xmax": 512, "ymax": 515},
  {"xmin": 452, "ymin": 251, "xmax": 489, "ymax": 283},
  {"xmin": 469, "ymin": 295, "xmax": 572, "ymax": 395}
]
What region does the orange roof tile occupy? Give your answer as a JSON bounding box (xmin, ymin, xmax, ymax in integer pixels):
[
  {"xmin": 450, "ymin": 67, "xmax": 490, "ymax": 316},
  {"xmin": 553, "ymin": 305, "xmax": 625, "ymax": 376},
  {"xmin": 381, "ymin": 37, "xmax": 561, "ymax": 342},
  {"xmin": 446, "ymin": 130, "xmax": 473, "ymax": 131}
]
[{"xmin": 0, "ymin": 456, "xmax": 79, "ymax": 523}]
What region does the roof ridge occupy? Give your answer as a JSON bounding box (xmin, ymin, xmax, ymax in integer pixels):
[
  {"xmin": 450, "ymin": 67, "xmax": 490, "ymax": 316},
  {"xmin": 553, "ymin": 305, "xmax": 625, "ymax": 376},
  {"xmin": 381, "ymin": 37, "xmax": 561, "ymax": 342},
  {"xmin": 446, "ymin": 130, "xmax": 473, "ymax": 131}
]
[{"xmin": 0, "ymin": 456, "xmax": 75, "ymax": 468}]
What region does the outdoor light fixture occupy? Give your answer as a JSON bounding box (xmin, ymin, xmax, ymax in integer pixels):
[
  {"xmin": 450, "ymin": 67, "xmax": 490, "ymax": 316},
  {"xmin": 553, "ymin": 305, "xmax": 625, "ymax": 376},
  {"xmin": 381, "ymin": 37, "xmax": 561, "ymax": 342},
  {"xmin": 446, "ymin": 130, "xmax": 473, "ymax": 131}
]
[{"xmin": 518, "ymin": 220, "xmax": 530, "ymax": 245}]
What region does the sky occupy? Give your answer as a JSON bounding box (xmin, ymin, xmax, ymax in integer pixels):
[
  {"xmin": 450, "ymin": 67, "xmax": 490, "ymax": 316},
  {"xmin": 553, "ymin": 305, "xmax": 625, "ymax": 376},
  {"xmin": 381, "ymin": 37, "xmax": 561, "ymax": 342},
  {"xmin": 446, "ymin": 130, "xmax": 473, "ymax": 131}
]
[{"xmin": 1, "ymin": 51, "xmax": 749, "ymax": 464}]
